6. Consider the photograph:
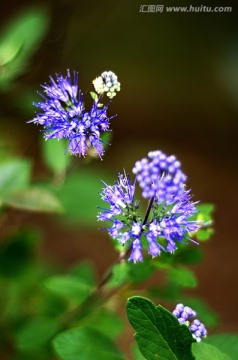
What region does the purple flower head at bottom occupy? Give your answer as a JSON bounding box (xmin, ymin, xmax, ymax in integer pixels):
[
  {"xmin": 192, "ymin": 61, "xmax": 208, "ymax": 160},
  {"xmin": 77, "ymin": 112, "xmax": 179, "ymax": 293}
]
[
  {"xmin": 98, "ymin": 151, "xmax": 201, "ymax": 263},
  {"xmin": 172, "ymin": 303, "xmax": 207, "ymax": 342}
]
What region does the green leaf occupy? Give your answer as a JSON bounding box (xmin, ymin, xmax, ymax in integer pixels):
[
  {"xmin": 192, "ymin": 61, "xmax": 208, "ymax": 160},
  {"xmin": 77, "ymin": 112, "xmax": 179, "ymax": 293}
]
[
  {"xmin": 108, "ymin": 260, "xmax": 155, "ymax": 288},
  {"xmin": 168, "ymin": 266, "xmax": 197, "ymax": 288},
  {"xmin": 4, "ymin": 186, "xmax": 63, "ymax": 213},
  {"xmin": 90, "ymin": 91, "xmax": 99, "ymax": 101},
  {"xmin": 88, "ymin": 308, "xmax": 124, "ymax": 340},
  {"xmin": 192, "ymin": 342, "xmax": 231, "ymax": 360},
  {"xmin": 205, "ymin": 334, "xmax": 238, "ymax": 359},
  {"xmin": 174, "ymin": 247, "xmax": 203, "ymax": 265},
  {"xmin": 196, "ymin": 203, "xmax": 214, "ymax": 220},
  {"xmin": 53, "ymin": 327, "xmax": 125, "ymax": 360},
  {"xmin": 0, "ymin": 159, "xmax": 31, "ymax": 198},
  {"xmin": 0, "ymin": 229, "xmax": 40, "ymax": 278},
  {"xmin": 58, "ymin": 169, "xmax": 111, "ymax": 226},
  {"xmin": 0, "ymin": 7, "xmax": 49, "ymax": 87},
  {"xmin": 15, "ymin": 316, "xmax": 60, "ymax": 351},
  {"xmin": 44, "ymin": 275, "xmax": 92, "ymax": 303},
  {"xmin": 126, "ymin": 296, "xmax": 195, "ymax": 360},
  {"xmin": 42, "ymin": 138, "xmax": 71, "ymax": 175},
  {"xmin": 69, "ymin": 261, "xmax": 96, "ymax": 287},
  {"xmin": 196, "ymin": 228, "xmax": 214, "ymax": 242},
  {"xmin": 132, "ymin": 343, "xmax": 147, "ymax": 359}
]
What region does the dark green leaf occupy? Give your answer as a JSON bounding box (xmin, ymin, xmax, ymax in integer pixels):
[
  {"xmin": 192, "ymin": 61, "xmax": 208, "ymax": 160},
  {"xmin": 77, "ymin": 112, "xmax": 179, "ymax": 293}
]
[
  {"xmin": 42, "ymin": 138, "xmax": 71, "ymax": 175},
  {"xmin": 0, "ymin": 159, "xmax": 31, "ymax": 198},
  {"xmin": 53, "ymin": 327, "xmax": 125, "ymax": 360},
  {"xmin": 174, "ymin": 247, "xmax": 203, "ymax": 265},
  {"xmin": 205, "ymin": 333, "xmax": 238, "ymax": 359},
  {"xmin": 0, "ymin": 229, "xmax": 40, "ymax": 277},
  {"xmin": 15, "ymin": 317, "xmax": 60, "ymax": 351},
  {"xmin": 168, "ymin": 266, "xmax": 197, "ymax": 288},
  {"xmin": 192, "ymin": 342, "xmax": 231, "ymax": 360},
  {"xmin": 4, "ymin": 186, "xmax": 63, "ymax": 213},
  {"xmin": 126, "ymin": 296, "xmax": 195, "ymax": 360}
]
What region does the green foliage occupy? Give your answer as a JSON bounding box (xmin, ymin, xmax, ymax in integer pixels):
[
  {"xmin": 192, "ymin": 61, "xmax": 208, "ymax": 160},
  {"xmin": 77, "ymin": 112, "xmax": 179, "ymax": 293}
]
[
  {"xmin": 0, "ymin": 158, "xmax": 63, "ymax": 213},
  {"xmin": 0, "ymin": 159, "xmax": 31, "ymax": 199},
  {"xmin": 4, "ymin": 186, "xmax": 63, "ymax": 213},
  {"xmin": 192, "ymin": 342, "xmax": 231, "ymax": 360},
  {"xmin": 53, "ymin": 327, "xmax": 125, "ymax": 360},
  {"xmin": 174, "ymin": 247, "xmax": 203, "ymax": 265},
  {"xmin": 69, "ymin": 261, "xmax": 96, "ymax": 287},
  {"xmin": 168, "ymin": 266, "xmax": 197, "ymax": 288},
  {"xmin": 132, "ymin": 344, "xmax": 146, "ymax": 359},
  {"xmin": 0, "ymin": 7, "xmax": 49, "ymax": 88},
  {"xmin": 196, "ymin": 203, "xmax": 214, "ymax": 242},
  {"xmin": 0, "ymin": 229, "xmax": 40, "ymax": 278},
  {"xmin": 87, "ymin": 308, "xmax": 124, "ymax": 340},
  {"xmin": 108, "ymin": 259, "xmax": 155, "ymax": 288},
  {"xmin": 42, "ymin": 138, "xmax": 72, "ymax": 176},
  {"xmin": 126, "ymin": 296, "xmax": 195, "ymax": 360},
  {"xmin": 44, "ymin": 275, "xmax": 92, "ymax": 304},
  {"xmin": 15, "ymin": 316, "xmax": 61, "ymax": 351},
  {"xmin": 58, "ymin": 168, "xmax": 111, "ymax": 226},
  {"xmin": 205, "ymin": 334, "xmax": 238, "ymax": 359}
]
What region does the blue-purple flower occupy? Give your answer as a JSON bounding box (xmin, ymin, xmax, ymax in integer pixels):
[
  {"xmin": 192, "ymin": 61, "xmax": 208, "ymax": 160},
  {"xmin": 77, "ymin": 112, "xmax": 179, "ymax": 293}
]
[
  {"xmin": 98, "ymin": 150, "xmax": 200, "ymax": 262},
  {"xmin": 172, "ymin": 303, "xmax": 207, "ymax": 342},
  {"xmin": 30, "ymin": 70, "xmax": 118, "ymax": 158},
  {"xmin": 132, "ymin": 150, "xmax": 187, "ymax": 202}
]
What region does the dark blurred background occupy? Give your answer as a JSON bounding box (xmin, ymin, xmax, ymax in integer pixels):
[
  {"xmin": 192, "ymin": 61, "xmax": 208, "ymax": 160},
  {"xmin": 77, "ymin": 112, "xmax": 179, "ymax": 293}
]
[{"xmin": 0, "ymin": 0, "xmax": 237, "ymax": 346}]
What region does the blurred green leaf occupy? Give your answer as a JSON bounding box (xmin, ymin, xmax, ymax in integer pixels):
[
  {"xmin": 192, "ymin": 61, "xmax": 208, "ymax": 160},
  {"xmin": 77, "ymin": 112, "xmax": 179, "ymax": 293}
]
[
  {"xmin": 15, "ymin": 316, "xmax": 60, "ymax": 351},
  {"xmin": 53, "ymin": 327, "xmax": 125, "ymax": 360},
  {"xmin": 108, "ymin": 259, "xmax": 155, "ymax": 288},
  {"xmin": 0, "ymin": 7, "xmax": 50, "ymax": 87},
  {"xmin": 88, "ymin": 308, "xmax": 124, "ymax": 340},
  {"xmin": 179, "ymin": 296, "xmax": 219, "ymax": 328},
  {"xmin": 192, "ymin": 342, "xmax": 230, "ymax": 360},
  {"xmin": 0, "ymin": 159, "xmax": 31, "ymax": 198},
  {"xmin": 174, "ymin": 247, "xmax": 203, "ymax": 265},
  {"xmin": 148, "ymin": 283, "xmax": 181, "ymax": 302},
  {"xmin": 205, "ymin": 334, "xmax": 238, "ymax": 359},
  {"xmin": 126, "ymin": 296, "xmax": 195, "ymax": 360},
  {"xmin": 69, "ymin": 261, "xmax": 96, "ymax": 287},
  {"xmin": 42, "ymin": 138, "xmax": 72, "ymax": 176},
  {"xmin": 196, "ymin": 228, "xmax": 214, "ymax": 242},
  {"xmin": 58, "ymin": 169, "xmax": 110, "ymax": 226},
  {"xmin": 132, "ymin": 343, "xmax": 146, "ymax": 360},
  {"xmin": 0, "ymin": 229, "xmax": 40, "ymax": 278},
  {"xmin": 168, "ymin": 266, "xmax": 197, "ymax": 288},
  {"xmin": 44, "ymin": 275, "xmax": 92, "ymax": 303},
  {"xmin": 4, "ymin": 186, "xmax": 63, "ymax": 213}
]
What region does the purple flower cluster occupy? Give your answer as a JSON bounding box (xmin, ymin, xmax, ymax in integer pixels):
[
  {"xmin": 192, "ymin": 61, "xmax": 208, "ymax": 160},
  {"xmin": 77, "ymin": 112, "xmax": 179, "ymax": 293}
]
[
  {"xmin": 172, "ymin": 303, "xmax": 207, "ymax": 342},
  {"xmin": 30, "ymin": 70, "xmax": 117, "ymax": 158},
  {"xmin": 98, "ymin": 150, "xmax": 200, "ymax": 262},
  {"xmin": 133, "ymin": 150, "xmax": 187, "ymax": 202}
]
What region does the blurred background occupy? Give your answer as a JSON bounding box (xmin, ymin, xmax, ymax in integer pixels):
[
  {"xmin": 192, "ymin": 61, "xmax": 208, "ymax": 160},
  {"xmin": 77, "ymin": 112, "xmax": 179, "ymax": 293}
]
[{"xmin": 0, "ymin": 0, "xmax": 237, "ymax": 355}]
